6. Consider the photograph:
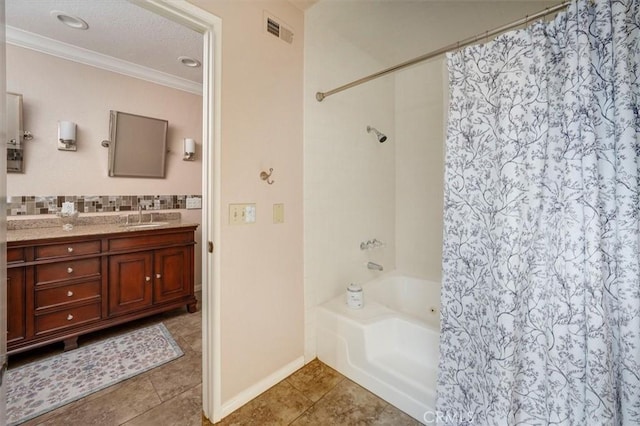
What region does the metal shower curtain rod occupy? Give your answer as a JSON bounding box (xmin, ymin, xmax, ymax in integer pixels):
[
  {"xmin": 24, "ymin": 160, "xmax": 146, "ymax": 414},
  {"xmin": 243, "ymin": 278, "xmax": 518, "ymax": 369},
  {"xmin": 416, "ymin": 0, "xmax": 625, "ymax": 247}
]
[{"xmin": 315, "ymin": 0, "xmax": 571, "ymax": 102}]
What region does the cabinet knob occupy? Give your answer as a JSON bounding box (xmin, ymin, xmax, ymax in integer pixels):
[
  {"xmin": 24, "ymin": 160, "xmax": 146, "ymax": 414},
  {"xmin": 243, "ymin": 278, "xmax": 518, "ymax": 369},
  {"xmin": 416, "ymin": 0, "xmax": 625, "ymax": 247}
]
[
  {"xmin": 145, "ymin": 276, "xmax": 151, "ymax": 282},
  {"xmin": 67, "ymin": 267, "xmax": 74, "ymax": 274},
  {"xmin": 156, "ymin": 274, "xmax": 162, "ymax": 279},
  {"xmin": 67, "ymin": 314, "xmax": 74, "ymax": 321},
  {"xmin": 67, "ymin": 290, "xmax": 74, "ymax": 297},
  {"xmin": 67, "ymin": 247, "xmax": 74, "ymax": 253}
]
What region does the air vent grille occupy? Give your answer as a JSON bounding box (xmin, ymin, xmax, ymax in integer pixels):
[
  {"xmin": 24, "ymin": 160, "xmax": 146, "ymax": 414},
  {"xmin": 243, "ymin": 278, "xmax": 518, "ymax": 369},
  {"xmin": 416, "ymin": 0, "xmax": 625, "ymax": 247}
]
[
  {"xmin": 267, "ymin": 18, "xmax": 280, "ymax": 37},
  {"xmin": 264, "ymin": 12, "xmax": 293, "ymax": 44}
]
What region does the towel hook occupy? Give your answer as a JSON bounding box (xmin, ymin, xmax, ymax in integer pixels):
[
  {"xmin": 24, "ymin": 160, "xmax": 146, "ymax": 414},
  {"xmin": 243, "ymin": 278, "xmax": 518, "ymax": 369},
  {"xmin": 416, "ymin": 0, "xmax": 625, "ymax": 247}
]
[{"xmin": 260, "ymin": 168, "xmax": 274, "ymax": 185}]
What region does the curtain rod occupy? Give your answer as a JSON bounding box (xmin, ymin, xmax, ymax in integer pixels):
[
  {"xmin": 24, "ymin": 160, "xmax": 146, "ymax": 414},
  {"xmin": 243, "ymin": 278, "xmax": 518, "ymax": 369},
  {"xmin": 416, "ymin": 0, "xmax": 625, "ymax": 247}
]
[{"xmin": 315, "ymin": 0, "xmax": 571, "ymax": 102}]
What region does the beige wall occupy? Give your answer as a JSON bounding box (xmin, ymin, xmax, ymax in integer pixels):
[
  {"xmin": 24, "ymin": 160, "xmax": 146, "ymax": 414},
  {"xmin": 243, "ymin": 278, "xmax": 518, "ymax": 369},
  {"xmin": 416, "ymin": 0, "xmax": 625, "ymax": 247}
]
[
  {"xmin": 304, "ymin": 1, "xmax": 560, "ymax": 360},
  {"xmin": 6, "ymin": 45, "xmax": 204, "ymax": 285},
  {"xmin": 6, "ymin": 45, "xmax": 202, "ymax": 196},
  {"xmin": 188, "ymin": 0, "xmax": 305, "ymax": 406}
]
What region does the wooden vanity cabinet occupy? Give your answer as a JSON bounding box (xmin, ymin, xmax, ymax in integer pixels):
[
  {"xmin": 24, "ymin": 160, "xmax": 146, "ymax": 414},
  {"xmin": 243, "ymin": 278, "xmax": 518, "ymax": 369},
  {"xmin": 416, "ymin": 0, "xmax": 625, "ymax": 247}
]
[
  {"xmin": 108, "ymin": 251, "xmax": 154, "ymax": 316},
  {"xmin": 107, "ymin": 247, "xmax": 193, "ymax": 316},
  {"xmin": 6, "ymin": 225, "xmax": 197, "ymax": 355},
  {"xmin": 6, "ymin": 261, "xmax": 26, "ymax": 345}
]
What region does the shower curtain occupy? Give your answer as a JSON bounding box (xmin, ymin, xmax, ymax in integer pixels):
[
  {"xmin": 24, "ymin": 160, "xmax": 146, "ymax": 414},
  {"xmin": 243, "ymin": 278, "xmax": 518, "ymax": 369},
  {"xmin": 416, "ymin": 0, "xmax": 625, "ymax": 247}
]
[{"xmin": 437, "ymin": 0, "xmax": 640, "ymax": 425}]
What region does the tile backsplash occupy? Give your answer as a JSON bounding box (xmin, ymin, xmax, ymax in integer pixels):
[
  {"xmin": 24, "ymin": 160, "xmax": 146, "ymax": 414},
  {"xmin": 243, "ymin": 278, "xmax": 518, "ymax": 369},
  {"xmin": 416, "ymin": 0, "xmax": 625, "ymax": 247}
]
[{"xmin": 7, "ymin": 195, "xmax": 199, "ymax": 216}]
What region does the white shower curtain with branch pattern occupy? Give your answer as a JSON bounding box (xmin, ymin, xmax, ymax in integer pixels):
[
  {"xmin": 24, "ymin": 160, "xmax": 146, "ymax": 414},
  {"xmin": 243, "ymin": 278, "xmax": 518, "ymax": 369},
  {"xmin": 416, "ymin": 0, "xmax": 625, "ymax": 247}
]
[{"xmin": 437, "ymin": 0, "xmax": 640, "ymax": 424}]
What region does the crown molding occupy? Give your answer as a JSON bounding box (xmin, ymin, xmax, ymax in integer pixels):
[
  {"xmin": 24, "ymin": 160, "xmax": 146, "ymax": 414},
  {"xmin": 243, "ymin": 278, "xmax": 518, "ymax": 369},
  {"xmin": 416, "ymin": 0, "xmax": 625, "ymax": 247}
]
[{"xmin": 6, "ymin": 26, "xmax": 203, "ymax": 95}]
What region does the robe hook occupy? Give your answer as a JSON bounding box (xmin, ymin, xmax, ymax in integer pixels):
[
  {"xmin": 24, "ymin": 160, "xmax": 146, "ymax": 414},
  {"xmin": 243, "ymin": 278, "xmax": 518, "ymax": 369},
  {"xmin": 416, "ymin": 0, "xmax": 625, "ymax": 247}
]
[{"xmin": 260, "ymin": 168, "xmax": 275, "ymax": 185}]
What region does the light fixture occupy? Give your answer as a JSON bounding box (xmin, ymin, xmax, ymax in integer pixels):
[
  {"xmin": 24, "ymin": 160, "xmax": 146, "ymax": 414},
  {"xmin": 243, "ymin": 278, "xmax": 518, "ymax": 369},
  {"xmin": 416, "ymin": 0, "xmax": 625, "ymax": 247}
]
[
  {"xmin": 58, "ymin": 121, "xmax": 77, "ymax": 151},
  {"xmin": 183, "ymin": 138, "xmax": 196, "ymax": 161},
  {"xmin": 50, "ymin": 10, "xmax": 89, "ymax": 30},
  {"xmin": 178, "ymin": 56, "xmax": 201, "ymax": 68}
]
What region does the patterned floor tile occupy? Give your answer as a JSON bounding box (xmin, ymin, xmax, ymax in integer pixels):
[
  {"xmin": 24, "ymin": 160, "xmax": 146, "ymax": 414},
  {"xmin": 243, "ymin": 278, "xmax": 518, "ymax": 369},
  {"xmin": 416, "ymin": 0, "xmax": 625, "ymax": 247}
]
[{"xmin": 217, "ymin": 381, "xmax": 313, "ymax": 425}]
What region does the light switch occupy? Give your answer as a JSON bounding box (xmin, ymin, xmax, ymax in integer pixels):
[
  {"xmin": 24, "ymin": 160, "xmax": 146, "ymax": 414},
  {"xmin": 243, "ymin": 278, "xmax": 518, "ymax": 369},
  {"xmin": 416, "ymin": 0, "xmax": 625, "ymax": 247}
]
[
  {"xmin": 273, "ymin": 203, "xmax": 284, "ymax": 224},
  {"xmin": 229, "ymin": 203, "xmax": 256, "ymax": 225},
  {"xmin": 229, "ymin": 204, "xmax": 245, "ymax": 225}
]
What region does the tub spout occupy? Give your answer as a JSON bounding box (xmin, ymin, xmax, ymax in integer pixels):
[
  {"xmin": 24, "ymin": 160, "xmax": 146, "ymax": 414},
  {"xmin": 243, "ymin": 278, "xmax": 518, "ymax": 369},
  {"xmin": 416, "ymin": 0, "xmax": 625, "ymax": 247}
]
[{"xmin": 367, "ymin": 261, "xmax": 383, "ymax": 271}]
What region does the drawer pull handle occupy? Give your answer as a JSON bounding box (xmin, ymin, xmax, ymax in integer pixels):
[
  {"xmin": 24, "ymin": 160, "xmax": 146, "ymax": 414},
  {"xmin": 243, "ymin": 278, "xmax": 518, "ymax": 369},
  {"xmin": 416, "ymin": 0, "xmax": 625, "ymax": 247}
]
[
  {"xmin": 67, "ymin": 290, "xmax": 74, "ymax": 297},
  {"xmin": 156, "ymin": 274, "xmax": 162, "ymax": 279},
  {"xmin": 145, "ymin": 276, "xmax": 151, "ymax": 282},
  {"xmin": 67, "ymin": 314, "xmax": 74, "ymax": 321},
  {"xmin": 67, "ymin": 247, "xmax": 74, "ymax": 253},
  {"xmin": 67, "ymin": 267, "xmax": 74, "ymax": 274}
]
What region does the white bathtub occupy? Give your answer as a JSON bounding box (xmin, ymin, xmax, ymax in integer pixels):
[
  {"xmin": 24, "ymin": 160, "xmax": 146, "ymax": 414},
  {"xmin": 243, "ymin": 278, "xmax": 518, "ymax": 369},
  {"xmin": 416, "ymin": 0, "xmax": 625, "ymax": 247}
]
[{"xmin": 316, "ymin": 272, "xmax": 440, "ymax": 422}]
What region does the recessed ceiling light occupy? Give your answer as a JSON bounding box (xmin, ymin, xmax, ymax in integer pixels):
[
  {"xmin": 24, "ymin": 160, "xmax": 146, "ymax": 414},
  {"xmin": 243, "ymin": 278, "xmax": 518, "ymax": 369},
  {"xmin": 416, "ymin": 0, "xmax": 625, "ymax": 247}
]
[
  {"xmin": 50, "ymin": 10, "xmax": 89, "ymax": 30},
  {"xmin": 178, "ymin": 56, "xmax": 201, "ymax": 68}
]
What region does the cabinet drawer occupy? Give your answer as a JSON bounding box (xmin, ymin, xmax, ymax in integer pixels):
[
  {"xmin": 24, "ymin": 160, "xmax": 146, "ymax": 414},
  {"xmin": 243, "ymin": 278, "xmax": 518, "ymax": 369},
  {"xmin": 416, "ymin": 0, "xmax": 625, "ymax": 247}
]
[
  {"xmin": 35, "ymin": 302, "xmax": 101, "ymax": 335},
  {"xmin": 36, "ymin": 258, "xmax": 101, "ymax": 284},
  {"xmin": 36, "ymin": 240, "xmax": 101, "ymax": 260},
  {"xmin": 8, "ymin": 247, "xmax": 26, "ymax": 263},
  {"xmin": 36, "ymin": 280, "xmax": 101, "ymax": 310},
  {"xmin": 108, "ymin": 231, "xmax": 193, "ymax": 252}
]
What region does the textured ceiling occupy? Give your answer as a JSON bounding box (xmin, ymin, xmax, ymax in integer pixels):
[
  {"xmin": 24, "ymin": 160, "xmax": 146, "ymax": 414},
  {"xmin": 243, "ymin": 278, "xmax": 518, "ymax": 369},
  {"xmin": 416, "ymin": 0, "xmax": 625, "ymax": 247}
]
[
  {"xmin": 5, "ymin": 0, "xmax": 562, "ymax": 88},
  {"xmin": 6, "ymin": 0, "xmax": 203, "ymax": 84}
]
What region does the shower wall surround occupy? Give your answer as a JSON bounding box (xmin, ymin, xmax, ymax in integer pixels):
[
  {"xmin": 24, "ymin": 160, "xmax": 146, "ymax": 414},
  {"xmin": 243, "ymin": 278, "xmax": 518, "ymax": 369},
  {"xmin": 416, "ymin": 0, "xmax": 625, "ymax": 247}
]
[{"xmin": 6, "ymin": 194, "xmax": 198, "ymax": 216}]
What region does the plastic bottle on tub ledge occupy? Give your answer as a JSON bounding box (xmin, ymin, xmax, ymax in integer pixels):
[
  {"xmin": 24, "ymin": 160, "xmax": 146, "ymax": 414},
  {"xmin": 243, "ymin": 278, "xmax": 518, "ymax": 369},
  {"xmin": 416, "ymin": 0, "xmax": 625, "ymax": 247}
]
[{"xmin": 346, "ymin": 283, "xmax": 364, "ymax": 309}]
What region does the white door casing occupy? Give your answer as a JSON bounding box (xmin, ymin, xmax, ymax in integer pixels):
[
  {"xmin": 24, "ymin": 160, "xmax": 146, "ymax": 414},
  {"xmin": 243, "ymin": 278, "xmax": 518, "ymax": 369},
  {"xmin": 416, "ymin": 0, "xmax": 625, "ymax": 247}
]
[
  {"xmin": 130, "ymin": 0, "xmax": 222, "ymax": 422},
  {"xmin": 0, "ymin": 0, "xmax": 8, "ymax": 422}
]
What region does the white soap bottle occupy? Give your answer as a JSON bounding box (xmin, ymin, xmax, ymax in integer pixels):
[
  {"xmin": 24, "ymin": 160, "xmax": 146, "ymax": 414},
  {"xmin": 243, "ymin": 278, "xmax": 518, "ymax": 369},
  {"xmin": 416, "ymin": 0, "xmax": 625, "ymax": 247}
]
[{"xmin": 346, "ymin": 283, "xmax": 363, "ymax": 309}]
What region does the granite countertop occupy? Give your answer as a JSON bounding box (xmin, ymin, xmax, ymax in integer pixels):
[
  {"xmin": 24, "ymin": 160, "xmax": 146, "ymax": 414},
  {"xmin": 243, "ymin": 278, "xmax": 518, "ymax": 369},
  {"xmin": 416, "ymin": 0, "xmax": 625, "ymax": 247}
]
[{"xmin": 7, "ymin": 212, "xmax": 198, "ymax": 243}]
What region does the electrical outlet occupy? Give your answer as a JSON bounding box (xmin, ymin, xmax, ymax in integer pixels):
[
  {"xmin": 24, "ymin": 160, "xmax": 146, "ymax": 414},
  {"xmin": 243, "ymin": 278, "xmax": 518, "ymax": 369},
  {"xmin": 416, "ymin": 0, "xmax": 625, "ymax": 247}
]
[{"xmin": 186, "ymin": 196, "xmax": 202, "ymax": 209}]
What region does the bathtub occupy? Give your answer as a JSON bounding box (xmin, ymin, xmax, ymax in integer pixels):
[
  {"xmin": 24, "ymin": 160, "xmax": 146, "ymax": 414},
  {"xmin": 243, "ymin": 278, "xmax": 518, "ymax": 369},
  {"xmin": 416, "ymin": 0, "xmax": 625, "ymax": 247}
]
[{"xmin": 316, "ymin": 272, "xmax": 440, "ymax": 422}]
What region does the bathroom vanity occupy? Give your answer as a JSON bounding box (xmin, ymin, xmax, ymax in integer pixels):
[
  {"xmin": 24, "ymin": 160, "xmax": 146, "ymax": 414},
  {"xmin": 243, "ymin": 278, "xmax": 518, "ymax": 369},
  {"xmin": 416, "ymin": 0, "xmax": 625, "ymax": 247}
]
[{"xmin": 6, "ymin": 220, "xmax": 198, "ymax": 355}]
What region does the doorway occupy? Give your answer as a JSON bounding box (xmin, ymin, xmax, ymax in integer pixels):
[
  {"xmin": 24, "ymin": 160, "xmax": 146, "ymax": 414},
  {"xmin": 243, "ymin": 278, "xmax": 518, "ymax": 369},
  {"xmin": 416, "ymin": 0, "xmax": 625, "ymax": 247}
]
[
  {"xmin": 132, "ymin": 2, "xmax": 221, "ymax": 419},
  {"xmin": 2, "ymin": 0, "xmax": 222, "ymax": 422}
]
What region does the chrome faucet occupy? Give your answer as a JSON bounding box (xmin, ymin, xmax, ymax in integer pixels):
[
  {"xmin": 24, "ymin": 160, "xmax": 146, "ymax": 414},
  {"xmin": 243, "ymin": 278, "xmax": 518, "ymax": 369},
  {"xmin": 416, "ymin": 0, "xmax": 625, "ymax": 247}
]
[{"xmin": 367, "ymin": 261, "xmax": 383, "ymax": 271}]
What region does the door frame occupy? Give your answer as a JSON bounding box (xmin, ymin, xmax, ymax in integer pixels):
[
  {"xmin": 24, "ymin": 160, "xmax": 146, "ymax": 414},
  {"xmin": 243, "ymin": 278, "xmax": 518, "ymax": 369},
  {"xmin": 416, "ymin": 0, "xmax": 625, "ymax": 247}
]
[
  {"xmin": 0, "ymin": 0, "xmax": 8, "ymax": 422},
  {"xmin": 131, "ymin": 0, "xmax": 222, "ymax": 421}
]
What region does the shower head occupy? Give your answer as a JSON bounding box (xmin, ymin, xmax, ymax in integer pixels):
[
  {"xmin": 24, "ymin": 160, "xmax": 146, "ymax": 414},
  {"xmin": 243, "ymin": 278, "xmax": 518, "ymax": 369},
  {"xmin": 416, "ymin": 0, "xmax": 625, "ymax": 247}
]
[{"xmin": 367, "ymin": 126, "xmax": 387, "ymax": 143}]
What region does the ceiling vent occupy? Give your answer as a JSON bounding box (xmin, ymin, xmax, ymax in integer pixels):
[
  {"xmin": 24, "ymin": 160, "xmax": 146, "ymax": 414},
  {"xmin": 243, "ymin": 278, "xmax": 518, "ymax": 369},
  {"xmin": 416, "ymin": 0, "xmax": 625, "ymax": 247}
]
[{"xmin": 264, "ymin": 12, "xmax": 293, "ymax": 44}]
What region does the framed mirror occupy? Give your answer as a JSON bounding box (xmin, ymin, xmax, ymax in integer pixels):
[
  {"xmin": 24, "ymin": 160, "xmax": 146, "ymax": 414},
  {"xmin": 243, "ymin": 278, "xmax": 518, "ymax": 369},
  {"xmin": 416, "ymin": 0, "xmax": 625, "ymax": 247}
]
[
  {"xmin": 107, "ymin": 110, "xmax": 169, "ymax": 178},
  {"xmin": 7, "ymin": 92, "xmax": 25, "ymax": 173}
]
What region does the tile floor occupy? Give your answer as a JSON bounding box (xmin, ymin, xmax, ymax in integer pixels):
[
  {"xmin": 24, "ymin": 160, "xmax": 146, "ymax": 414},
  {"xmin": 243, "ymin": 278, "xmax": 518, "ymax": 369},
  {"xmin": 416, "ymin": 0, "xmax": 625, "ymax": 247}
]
[{"xmin": 9, "ymin": 295, "xmax": 422, "ymax": 426}]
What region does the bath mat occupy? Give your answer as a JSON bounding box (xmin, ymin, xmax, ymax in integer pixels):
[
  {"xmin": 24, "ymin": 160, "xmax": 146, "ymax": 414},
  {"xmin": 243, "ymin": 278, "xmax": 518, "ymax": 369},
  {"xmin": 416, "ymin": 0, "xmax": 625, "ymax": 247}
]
[{"xmin": 6, "ymin": 323, "xmax": 183, "ymax": 425}]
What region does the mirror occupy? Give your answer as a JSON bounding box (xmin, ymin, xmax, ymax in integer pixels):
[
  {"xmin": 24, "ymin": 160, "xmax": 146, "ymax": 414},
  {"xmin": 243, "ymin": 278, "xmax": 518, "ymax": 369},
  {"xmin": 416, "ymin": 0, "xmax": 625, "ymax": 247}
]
[
  {"xmin": 7, "ymin": 92, "xmax": 25, "ymax": 173},
  {"xmin": 106, "ymin": 110, "xmax": 169, "ymax": 178}
]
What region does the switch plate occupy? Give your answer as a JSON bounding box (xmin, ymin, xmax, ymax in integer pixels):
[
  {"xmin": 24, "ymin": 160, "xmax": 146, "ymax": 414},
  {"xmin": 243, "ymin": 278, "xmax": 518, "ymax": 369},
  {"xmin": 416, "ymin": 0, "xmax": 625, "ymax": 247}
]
[
  {"xmin": 186, "ymin": 196, "xmax": 202, "ymax": 209},
  {"xmin": 273, "ymin": 203, "xmax": 284, "ymax": 224},
  {"xmin": 245, "ymin": 204, "xmax": 256, "ymax": 223},
  {"xmin": 229, "ymin": 203, "xmax": 256, "ymax": 225}
]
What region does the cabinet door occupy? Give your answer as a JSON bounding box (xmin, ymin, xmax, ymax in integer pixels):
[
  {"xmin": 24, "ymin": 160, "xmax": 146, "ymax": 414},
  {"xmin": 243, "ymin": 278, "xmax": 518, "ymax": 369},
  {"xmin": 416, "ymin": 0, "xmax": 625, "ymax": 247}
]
[
  {"xmin": 108, "ymin": 252, "xmax": 153, "ymax": 316},
  {"xmin": 153, "ymin": 247, "xmax": 192, "ymax": 304},
  {"xmin": 7, "ymin": 267, "xmax": 26, "ymax": 344}
]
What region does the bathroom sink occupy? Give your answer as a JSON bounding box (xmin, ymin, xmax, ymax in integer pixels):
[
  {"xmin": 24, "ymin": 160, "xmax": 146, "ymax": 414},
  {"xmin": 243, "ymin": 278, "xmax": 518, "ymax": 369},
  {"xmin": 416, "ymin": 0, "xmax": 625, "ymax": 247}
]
[{"xmin": 125, "ymin": 222, "xmax": 169, "ymax": 229}]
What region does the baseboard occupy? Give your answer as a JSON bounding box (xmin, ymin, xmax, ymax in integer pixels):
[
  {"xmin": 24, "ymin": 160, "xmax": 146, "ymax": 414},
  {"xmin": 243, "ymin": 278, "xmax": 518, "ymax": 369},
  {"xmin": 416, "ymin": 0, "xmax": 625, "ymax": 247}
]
[{"xmin": 220, "ymin": 356, "xmax": 305, "ymax": 418}]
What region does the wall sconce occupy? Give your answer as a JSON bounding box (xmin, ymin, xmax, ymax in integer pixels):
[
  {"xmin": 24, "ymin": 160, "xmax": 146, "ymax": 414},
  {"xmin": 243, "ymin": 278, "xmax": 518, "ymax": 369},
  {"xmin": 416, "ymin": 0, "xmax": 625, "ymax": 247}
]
[
  {"xmin": 183, "ymin": 138, "xmax": 196, "ymax": 161},
  {"xmin": 57, "ymin": 121, "xmax": 77, "ymax": 151}
]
